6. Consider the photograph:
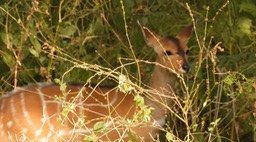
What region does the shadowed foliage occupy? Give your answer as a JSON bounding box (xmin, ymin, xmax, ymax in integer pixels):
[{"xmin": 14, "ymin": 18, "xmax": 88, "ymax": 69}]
[{"xmin": 0, "ymin": 0, "xmax": 255, "ymax": 141}]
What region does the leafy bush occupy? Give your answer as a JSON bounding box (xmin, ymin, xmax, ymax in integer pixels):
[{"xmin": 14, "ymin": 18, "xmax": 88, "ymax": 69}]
[{"xmin": 0, "ymin": 0, "xmax": 255, "ymax": 141}]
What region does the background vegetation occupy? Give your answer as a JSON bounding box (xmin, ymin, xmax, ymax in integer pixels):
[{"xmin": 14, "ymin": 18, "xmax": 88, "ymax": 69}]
[{"xmin": 0, "ymin": 0, "xmax": 255, "ymax": 141}]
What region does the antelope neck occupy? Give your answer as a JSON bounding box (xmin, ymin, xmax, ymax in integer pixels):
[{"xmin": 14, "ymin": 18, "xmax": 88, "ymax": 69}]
[
  {"xmin": 144, "ymin": 63, "xmax": 177, "ymax": 123},
  {"xmin": 150, "ymin": 63, "xmax": 176, "ymax": 92}
]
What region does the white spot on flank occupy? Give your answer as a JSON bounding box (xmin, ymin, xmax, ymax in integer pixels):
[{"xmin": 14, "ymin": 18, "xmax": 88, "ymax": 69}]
[
  {"xmin": 22, "ymin": 128, "xmax": 28, "ymax": 133},
  {"xmin": 40, "ymin": 118, "xmax": 44, "ymax": 123},
  {"xmin": 39, "ymin": 137, "xmax": 47, "ymax": 142},
  {"xmin": 24, "ymin": 112, "xmax": 29, "ymax": 117},
  {"xmin": 1, "ymin": 130, "xmax": 4, "ymax": 136},
  {"xmin": 35, "ymin": 129, "xmax": 42, "ymax": 137},
  {"xmin": 50, "ymin": 125, "xmax": 54, "ymax": 131},
  {"xmin": 47, "ymin": 131, "xmax": 52, "ymax": 137},
  {"xmin": 58, "ymin": 130, "xmax": 66, "ymax": 136},
  {"xmin": 6, "ymin": 121, "xmax": 13, "ymax": 128}
]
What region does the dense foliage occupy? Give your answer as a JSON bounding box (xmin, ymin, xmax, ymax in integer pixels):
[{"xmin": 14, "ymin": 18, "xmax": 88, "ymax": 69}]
[{"xmin": 0, "ymin": 0, "xmax": 255, "ymax": 141}]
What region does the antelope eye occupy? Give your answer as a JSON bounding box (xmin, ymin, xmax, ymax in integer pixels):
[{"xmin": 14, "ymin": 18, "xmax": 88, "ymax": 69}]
[
  {"xmin": 164, "ymin": 50, "xmax": 172, "ymax": 56},
  {"xmin": 185, "ymin": 50, "xmax": 189, "ymax": 54}
]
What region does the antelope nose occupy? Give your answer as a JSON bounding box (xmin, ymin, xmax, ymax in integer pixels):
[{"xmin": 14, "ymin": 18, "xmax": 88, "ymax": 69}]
[{"xmin": 182, "ymin": 63, "xmax": 190, "ymax": 73}]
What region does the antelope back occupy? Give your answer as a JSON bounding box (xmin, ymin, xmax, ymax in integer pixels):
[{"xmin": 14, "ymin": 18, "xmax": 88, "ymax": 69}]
[
  {"xmin": 0, "ymin": 84, "xmax": 140, "ymax": 141},
  {"xmin": 141, "ymin": 25, "xmax": 193, "ymax": 73}
]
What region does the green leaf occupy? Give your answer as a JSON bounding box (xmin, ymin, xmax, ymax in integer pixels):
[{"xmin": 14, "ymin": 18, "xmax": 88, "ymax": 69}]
[
  {"xmin": 29, "ymin": 48, "xmax": 39, "ymax": 57},
  {"xmin": 93, "ymin": 121, "xmax": 106, "ymax": 132},
  {"xmin": 239, "ymin": 2, "xmax": 256, "ymax": 16},
  {"xmin": 54, "ymin": 78, "xmax": 61, "ymax": 84},
  {"xmin": 59, "ymin": 22, "xmax": 77, "ymax": 37},
  {"xmin": 54, "ymin": 79, "xmax": 67, "ymax": 92},
  {"xmin": 60, "ymin": 83, "xmax": 67, "ymax": 92},
  {"xmin": 208, "ymin": 118, "xmax": 221, "ymax": 132},
  {"xmin": 223, "ymin": 74, "xmax": 236, "ymax": 85},
  {"xmin": 128, "ymin": 130, "xmax": 137, "ymax": 142},
  {"xmin": 237, "ymin": 17, "xmax": 252, "ymax": 37},
  {"xmin": 84, "ymin": 135, "xmax": 97, "ymax": 142},
  {"xmin": 61, "ymin": 106, "xmax": 71, "ymax": 117},
  {"xmin": 123, "ymin": 0, "xmax": 135, "ymax": 8},
  {"xmin": 134, "ymin": 95, "xmax": 144, "ymax": 107},
  {"xmin": 166, "ymin": 132, "xmax": 174, "ymax": 141},
  {"xmin": 0, "ymin": 51, "xmax": 16, "ymax": 69},
  {"xmin": 29, "ymin": 37, "xmax": 42, "ymax": 52}
]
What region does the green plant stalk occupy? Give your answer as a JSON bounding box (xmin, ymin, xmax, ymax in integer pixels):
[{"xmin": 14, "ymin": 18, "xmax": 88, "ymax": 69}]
[
  {"xmin": 186, "ymin": 3, "xmax": 203, "ymax": 96},
  {"xmin": 120, "ymin": 0, "xmax": 141, "ymax": 86}
]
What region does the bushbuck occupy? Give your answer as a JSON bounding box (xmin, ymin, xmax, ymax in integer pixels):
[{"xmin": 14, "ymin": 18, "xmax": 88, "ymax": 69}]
[{"xmin": 0, "ymin": 23, "xmax": 193, "ymax": 141}]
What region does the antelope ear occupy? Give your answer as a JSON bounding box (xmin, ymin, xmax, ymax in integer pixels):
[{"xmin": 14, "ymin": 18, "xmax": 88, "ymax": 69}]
[
  {"xmin": 139, "ymin": 26, "xmax": 163, "ymax": 54},
  {"xmin": 176, "ymin": 25, "xmax": 193, "ymax": 44}
]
